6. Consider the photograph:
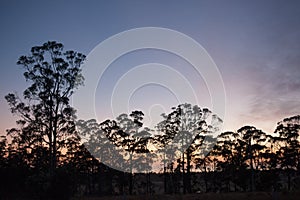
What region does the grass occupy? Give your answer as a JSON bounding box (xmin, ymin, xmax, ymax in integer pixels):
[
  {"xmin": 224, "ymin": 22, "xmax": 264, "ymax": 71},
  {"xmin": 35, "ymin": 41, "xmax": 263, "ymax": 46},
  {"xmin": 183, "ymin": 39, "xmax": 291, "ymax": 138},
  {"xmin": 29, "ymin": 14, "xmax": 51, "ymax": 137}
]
[{"xmin": 74, "ymin": 191, "xmax": 300, "ymax": 200}]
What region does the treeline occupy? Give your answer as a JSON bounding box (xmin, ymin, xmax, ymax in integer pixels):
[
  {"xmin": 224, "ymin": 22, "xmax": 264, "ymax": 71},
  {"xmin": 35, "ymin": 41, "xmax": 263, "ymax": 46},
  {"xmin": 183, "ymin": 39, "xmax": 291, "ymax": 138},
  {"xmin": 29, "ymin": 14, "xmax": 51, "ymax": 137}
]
[
  {"xmin": 1, "ymin": 108, "xmax": 299, "ymax": 199},
  {"xmin": 75, "ymin": 108, "xmax": 300, "ymax": 195},
  {"xmin": 0, "ymin": 41, "xmax": 299, "ymax": 199}
]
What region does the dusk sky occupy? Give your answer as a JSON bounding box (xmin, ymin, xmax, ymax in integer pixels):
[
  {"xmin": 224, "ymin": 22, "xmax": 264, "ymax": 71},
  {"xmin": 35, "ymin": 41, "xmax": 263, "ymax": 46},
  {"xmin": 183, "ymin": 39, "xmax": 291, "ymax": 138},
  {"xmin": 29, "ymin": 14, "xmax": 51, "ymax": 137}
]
[{"xmin": 0, "ymin": 0, "xmax": 300, "ymax": 135}]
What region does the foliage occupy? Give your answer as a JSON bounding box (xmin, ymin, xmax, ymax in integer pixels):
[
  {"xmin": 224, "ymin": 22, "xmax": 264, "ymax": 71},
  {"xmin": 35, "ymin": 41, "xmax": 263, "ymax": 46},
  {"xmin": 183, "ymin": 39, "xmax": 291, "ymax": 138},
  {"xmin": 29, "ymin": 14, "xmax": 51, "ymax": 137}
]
[{"xmin": 1, "ymin": 42, "xmax": 300, "ymax": 198}]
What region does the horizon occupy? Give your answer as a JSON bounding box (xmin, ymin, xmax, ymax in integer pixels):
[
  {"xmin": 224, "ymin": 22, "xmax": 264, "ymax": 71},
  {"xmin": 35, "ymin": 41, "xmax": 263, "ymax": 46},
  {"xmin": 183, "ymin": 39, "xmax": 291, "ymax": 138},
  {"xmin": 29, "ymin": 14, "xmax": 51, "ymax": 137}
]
[{"xmin": 1, "ymin": 0, "xmax": 300, "ymax": 135}]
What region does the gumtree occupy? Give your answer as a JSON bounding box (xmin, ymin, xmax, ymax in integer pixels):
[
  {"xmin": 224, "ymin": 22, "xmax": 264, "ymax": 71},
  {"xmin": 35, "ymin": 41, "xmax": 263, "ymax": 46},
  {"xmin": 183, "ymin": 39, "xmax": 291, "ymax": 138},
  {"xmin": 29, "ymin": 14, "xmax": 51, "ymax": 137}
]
[
  {"xmin": 236, "ymin": 126, "xmax": 267, "ymax": 191},
  {"xmin": 77, "ymin": 119, "xmax": 125, "ymax": 170},
  {"xmin": 158, "ymin": 103, "xmax": 222, "ymax": 193},
  {"xmin": 275, "ymin": 115, "xmax": 300, "ymax": 190},
  {"xmin": 99, "ymin": 111, "xmax": 152, "ymax": 195},
  {"xmin": 5, "ymin": 41, "xmax": 86, "ymax": 173}
]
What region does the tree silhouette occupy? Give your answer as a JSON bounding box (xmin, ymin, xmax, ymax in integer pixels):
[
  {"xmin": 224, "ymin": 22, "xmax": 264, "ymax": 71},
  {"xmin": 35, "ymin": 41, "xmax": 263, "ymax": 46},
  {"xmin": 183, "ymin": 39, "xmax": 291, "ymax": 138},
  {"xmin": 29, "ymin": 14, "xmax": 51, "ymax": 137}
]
[
  {"xmin": 77, "ymin": 119, "xmax": 125, "ymax": 170},
  {"xmin": 236, "ymin": 126, "xmax": 267, "ymax": 191},
  {"xmin": 275, "ymin": 115, "xmax": 300, "ymax": 191},
  {"xmin": 99, "ymin": 111, "xmax": 152, "ymax": 195},
  {"xmin": 151, "ymin": 112, "xmax": 175, "ymax": 193},
  {"xmin": 1, "ymin": 42, "xmax": 300, "ymax": 198},
  {"xmin": 193, "ymin": 135, "xmax": 219, "ymax": 192},
  {"xmin": 211, "ymin": 126, "xmax": 269, "ymax": 192},
  {"xmin": 5, "ymin": 41, "xmax": 86, "ymax": 174},
  {"xmin": 157, "ymin": 103, "xmax": 222, "ymax": 194}
]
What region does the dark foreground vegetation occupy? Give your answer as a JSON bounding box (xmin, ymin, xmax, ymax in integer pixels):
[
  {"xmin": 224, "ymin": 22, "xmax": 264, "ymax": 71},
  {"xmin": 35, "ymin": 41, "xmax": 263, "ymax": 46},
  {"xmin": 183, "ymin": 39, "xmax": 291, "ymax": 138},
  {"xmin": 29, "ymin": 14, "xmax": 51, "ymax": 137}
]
[
  {"xmin": 0, "ymin": 42, "xmax": 299, "ymax": 199},
  {"xmin": 76, "ymin": 192, "xmax": 300, "ymax": 200}
]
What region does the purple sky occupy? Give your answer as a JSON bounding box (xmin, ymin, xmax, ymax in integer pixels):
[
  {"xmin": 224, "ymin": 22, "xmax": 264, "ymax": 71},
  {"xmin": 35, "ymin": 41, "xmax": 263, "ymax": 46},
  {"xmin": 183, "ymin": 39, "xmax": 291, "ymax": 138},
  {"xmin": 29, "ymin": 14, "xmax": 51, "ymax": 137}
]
[{"xmin": 0, "ymin": 0, "xmax": 300, "ymax": 135}]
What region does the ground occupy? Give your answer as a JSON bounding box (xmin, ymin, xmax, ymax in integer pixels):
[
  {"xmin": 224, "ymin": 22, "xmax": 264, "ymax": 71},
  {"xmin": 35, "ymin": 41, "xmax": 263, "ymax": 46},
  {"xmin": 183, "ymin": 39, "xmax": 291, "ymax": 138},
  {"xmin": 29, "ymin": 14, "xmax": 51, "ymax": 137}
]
[{"xmin": 75, "ymin": 191, "xmax": 300, "ymax": 200}]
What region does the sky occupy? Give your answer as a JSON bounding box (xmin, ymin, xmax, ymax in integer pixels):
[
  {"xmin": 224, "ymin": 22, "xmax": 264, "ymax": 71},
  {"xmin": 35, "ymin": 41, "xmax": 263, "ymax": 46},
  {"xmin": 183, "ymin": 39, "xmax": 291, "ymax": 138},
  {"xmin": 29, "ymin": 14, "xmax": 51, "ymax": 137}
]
[{"xmin": 0, "ymin": 0, "xmax": 300, "ymax": 135}]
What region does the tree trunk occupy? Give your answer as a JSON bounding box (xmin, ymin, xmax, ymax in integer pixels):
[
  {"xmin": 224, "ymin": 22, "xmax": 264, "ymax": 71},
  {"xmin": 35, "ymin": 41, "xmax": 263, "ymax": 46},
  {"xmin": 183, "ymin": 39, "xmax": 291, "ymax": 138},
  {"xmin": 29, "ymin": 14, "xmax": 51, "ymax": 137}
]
[
  {"xmin": 186, "ymin": 148, "xmax": 191, "ymax": 193},
  {"xmin": 204, "ymin": 161, "xmax": 208, "ymax": 193},
  {"xmin": 164, "ymin": 166, "xmax": 167, "ymax": 193},
  {"xmin": 129, "ymin": 152, "xmax": 133, "ymax": 195},
  {"xmin": 288, "ymin": 170, "xmax": 291, "ymax": 191},
  {"xmin": 249, "ymin": 141, "xmax": 255, "ymax": 192},
  {"xmin": 164, "ymin": 152, "xmax": 167, "ymax": 194},
  {"xmin": 182, "ymin": 153, "xmax": 186, "ymax": 194}
]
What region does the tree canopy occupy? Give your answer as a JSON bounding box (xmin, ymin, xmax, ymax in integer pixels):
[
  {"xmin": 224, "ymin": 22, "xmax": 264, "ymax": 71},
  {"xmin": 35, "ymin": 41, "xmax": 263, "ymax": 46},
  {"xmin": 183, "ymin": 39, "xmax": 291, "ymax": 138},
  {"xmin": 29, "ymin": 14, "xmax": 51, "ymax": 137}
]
[{"xmin": 1, "ymin": 41, "xmax": 299, "ymax": 199}]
